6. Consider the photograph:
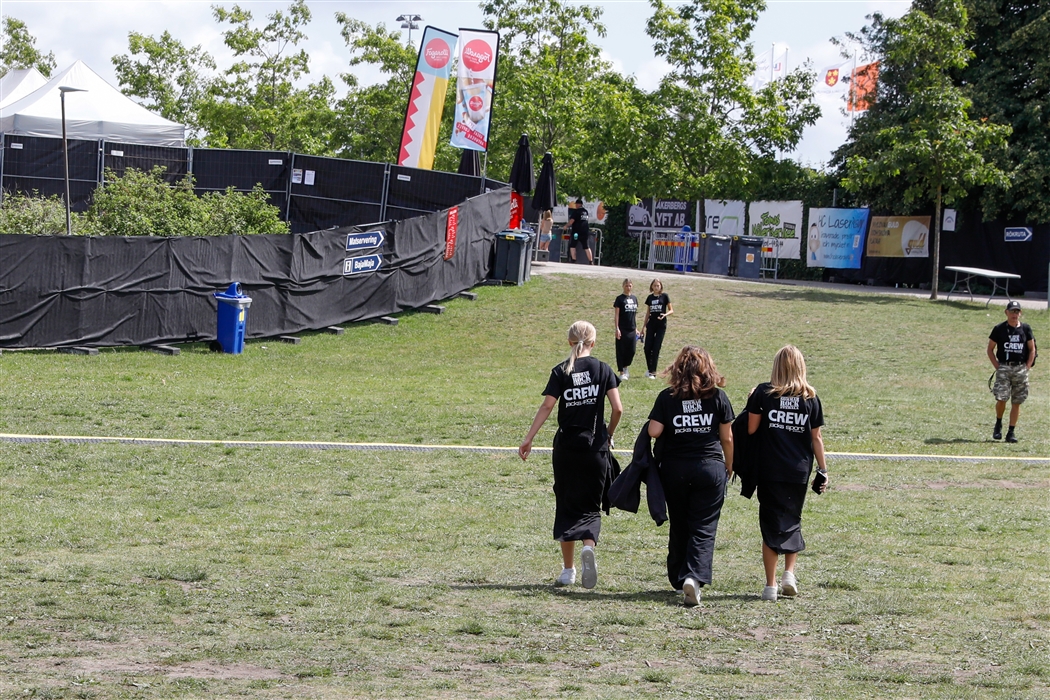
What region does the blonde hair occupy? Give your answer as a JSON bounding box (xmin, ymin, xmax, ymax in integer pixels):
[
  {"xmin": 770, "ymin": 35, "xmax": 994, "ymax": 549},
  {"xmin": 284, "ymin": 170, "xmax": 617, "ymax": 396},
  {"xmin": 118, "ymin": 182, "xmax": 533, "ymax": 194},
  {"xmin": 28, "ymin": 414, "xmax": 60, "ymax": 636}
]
[
  {"xmin": 650, "ymin": 278, "xmax": 663, "ymax": 293},
  {"xmin": 563, "ymin": 320, "xmax": 596, "ymax": 374},
  {"xmin": 769, "ymin": 345, "xmax": 816, "ymax": 399},
  {"xmin": 667, "ymin": 346, "xmax": 724, "ymax": 400},
  {"xmin": 622, "ymin": 278, "xmax": 633, "ymax": 288},
  {"xmin": 542, "ymin": 210, "xmax": 553, "ymax": 221}
]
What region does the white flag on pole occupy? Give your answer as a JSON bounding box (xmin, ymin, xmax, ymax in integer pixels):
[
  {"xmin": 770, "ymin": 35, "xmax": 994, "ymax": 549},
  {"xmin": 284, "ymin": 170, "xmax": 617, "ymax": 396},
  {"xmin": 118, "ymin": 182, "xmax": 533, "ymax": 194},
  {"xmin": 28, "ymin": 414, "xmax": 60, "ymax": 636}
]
[
  {"xmin": 751, "ymin": 45, "xmax": 788, "ymax": 90},
  {"xmin": 816, "ymin": 61, "xmax": 849, "ymax": 94}
]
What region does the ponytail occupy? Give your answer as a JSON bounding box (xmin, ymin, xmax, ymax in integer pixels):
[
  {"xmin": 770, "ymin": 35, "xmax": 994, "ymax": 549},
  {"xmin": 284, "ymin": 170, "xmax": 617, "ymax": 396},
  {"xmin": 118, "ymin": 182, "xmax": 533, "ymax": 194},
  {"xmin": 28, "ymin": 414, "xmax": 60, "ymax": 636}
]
[{"xmin": 563, "ymin": 320, "xmax": 596, "ymax": 374}]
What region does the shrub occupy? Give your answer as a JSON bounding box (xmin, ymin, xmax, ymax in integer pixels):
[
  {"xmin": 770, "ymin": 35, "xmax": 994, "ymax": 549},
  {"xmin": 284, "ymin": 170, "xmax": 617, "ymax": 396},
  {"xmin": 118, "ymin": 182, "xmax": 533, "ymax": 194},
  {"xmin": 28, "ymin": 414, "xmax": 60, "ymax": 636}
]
[{"xmin": 0, "ymin": 191, "xmax": 70, "ymax": 235}]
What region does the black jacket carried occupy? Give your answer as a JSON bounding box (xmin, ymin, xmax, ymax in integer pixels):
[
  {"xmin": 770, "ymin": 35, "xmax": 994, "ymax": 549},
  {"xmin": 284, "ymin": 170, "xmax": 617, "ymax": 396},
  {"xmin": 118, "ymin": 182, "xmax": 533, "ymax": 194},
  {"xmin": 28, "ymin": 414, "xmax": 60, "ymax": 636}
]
[
  {"xmin": 731, "ymin": 411, "xmax": 759, "ymax": 499},
  {"xmin": 608, "ymin": 421, "xmax": 667, "ymax": 525}
]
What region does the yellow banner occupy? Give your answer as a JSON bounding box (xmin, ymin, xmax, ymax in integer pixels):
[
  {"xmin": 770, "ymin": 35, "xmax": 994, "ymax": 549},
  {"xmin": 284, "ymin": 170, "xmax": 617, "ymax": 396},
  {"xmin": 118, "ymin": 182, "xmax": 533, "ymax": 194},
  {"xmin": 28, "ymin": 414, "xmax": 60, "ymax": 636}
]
[{"xmin": 866, "ymin": 216, "xmax": 930, "ymax": 258}]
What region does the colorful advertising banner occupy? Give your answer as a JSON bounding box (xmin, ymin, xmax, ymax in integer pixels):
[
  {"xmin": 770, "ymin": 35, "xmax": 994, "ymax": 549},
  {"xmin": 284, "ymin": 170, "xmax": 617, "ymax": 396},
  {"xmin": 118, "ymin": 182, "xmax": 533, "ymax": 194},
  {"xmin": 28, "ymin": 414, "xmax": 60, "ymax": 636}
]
[
  {"xmin": 397, "ymin": 26, "xmax": 458, "ymax": 170},
  {"xmin": 807, "ymin": 208, "xmax": 871, "ymax": 269},
  {"xmin": 866, "ymin": 215, "xmax": 930, "ymax": 258},
  {"xmin": 450, "ymin": 29, "xmax": 500, "ymax": 151},
  {"xmin": 704, "ymin": 200, "xmax": 746, "ymax": 237},
  {"xmin": 748, "ymin": 200, "xmax": 803, "ymax": 259}
]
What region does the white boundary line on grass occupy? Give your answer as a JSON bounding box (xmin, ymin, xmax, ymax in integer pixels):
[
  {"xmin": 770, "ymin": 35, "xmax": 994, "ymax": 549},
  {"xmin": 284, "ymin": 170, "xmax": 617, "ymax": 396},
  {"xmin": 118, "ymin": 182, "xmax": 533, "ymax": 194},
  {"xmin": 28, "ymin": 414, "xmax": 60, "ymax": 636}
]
[{"xmin": 1, "ymin": 433, "xmax": 1047, "ymax": 463}]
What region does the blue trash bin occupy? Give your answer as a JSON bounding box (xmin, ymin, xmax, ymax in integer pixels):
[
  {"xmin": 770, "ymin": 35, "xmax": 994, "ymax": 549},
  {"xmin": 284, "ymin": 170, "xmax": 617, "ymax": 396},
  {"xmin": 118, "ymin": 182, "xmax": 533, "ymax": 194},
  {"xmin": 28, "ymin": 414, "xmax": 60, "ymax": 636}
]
[{"xmin": 214, "ymin": 282, "xmax": 252, "ymax": 354}]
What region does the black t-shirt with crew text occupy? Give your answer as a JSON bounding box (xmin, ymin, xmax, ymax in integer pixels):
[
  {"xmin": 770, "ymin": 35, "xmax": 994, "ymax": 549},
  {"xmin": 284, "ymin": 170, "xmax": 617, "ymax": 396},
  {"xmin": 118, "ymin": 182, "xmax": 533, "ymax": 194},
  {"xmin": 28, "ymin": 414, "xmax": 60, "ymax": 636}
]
[
  {"xmin": 569, "ymin": 207, "xmax": 591, "ymax": 239},
  {"xmin": 645, "ymin": 293, "xmax": 671, "ymax": 330},
  {"xmin": 648, "ymin": 387, "xmax": 734, "ymax": 462},
  {"xmin": 543, "ymin": 356, "xmax": 619, "ymax": 451},
  {"xmin": 613, "ymin": 294, "xmax": 639, "ymax": 333},
  {"xmin": 745, "ymin": 382, "xmax": 825, "ymax": 484},
  {"xmin": 989, "ymin": 321, "xmax": 1034, "ymax": 364}
]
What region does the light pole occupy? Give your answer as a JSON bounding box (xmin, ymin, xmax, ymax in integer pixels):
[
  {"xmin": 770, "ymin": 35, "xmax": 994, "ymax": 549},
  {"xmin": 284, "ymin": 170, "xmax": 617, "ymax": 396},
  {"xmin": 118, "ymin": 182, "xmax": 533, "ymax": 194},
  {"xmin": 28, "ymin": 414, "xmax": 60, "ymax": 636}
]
[
  {"xmin": 59, "ymin": 86, "xmax": 87, "ymax": 236},
  {"xmin": 396, "ymin": 14, "xmax": 422, "ymax": 46}
]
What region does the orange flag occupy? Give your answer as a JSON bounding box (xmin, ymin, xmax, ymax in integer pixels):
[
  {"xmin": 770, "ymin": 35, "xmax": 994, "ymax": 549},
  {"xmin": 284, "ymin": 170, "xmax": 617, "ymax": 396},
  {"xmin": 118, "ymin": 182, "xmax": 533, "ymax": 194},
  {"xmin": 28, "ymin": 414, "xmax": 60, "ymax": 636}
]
[{"xmin": 848, "ymin": 61, "xmax": 879, "ymax": 112}]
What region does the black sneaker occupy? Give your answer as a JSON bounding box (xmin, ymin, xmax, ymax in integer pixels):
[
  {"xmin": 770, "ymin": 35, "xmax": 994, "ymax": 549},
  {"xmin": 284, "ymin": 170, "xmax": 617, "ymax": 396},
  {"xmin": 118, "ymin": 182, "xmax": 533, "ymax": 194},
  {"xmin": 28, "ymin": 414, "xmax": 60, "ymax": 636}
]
[
  {"xmin": 1005, "ymin": 430, "xmax": 1017, "ymax": 443},
  {"xmin": 993, "ymin": 421, "xmax": 1003, "ymax": 440}
]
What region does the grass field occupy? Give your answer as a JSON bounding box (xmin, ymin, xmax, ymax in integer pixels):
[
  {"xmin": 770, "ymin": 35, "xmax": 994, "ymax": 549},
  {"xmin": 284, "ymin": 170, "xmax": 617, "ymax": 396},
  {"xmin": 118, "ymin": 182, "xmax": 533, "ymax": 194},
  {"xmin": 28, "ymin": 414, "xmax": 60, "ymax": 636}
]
[{"xmin": 1, "ymin": 272, "xmax": 1047, "ymax": 698}]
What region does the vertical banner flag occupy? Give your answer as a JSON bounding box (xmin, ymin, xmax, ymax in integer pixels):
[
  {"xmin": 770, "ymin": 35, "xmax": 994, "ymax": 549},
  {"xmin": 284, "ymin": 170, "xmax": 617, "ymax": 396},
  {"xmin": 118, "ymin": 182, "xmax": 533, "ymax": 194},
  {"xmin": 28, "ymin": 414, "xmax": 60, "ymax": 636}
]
[
  {"xmin": 748, "ymin": 201, "xmax": 804, "ymax": 258},
  {"xmin": 444, "ymin": 206, "xmax": 459, "ymax": 260},
  {"xmin": 450, "ymin": 29, "xmax": 500, "ymax": 151},
  {"xmin": 398, "ymin": 26, "xmax": 458, "ymax": 170},
  {"xmin": 807, "ymin": 208, "xmax": 871, "ymax": 268},
  {"xmin": 816, "ymin": 61, "xmax": 848, "ymax": 94},
  {"xmin": 866, "ymin": 216, "xmax": 930, "ymax": 258},
  {"xmin": 848, "ymin": 61, "xmax": 879, "ymax": 112},
  {"xmin": 704, "ymin": 200, "xmax": 746, "ymax": 237}
]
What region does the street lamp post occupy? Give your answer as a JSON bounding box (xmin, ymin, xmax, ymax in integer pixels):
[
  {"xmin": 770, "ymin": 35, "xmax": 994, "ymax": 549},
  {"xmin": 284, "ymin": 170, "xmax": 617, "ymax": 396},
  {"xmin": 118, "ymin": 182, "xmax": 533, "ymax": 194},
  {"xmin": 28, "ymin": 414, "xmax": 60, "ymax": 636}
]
[
  {"xmin": 59, "ymin": 86, "xmax": 87, "ymax": 236},
  {"xmin": 396, "ymin": 14, "xmax": 422, "ymax": 46}
]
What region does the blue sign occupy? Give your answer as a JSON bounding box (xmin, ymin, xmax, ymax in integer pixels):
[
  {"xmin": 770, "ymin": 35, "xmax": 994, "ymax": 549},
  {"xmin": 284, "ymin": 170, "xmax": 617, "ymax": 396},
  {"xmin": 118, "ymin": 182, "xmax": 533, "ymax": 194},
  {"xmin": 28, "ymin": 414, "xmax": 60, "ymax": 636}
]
[
  {"xmin": 807, "ymin": 207, "xmax": 870, "ymax": 269},
  {"xmin": 346, "ymin": 230, "xmax": 385, "ymax": 251},
  {"xmin": 343, "ymin": 254, "xmax": 382, "ymax": 276},
  {"xmin": 1004, "ymin": 227, "xmax": 1032, "ymax": 242}
]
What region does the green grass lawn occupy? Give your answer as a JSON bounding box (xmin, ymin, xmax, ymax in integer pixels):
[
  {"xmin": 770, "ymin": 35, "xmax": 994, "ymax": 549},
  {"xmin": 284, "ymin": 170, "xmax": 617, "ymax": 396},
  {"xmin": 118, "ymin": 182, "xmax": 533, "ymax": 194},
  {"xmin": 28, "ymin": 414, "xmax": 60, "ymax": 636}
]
[{"xmin": 1, "ymin": 273, "xmax": 1047, "ymax": 698}]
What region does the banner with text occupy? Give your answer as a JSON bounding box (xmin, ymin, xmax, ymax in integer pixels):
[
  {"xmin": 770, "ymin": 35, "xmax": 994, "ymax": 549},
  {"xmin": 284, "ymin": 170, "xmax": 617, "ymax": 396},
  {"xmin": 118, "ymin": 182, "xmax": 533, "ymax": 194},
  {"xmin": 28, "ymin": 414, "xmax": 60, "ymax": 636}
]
[
  {"xmin": 807, "ymin": 208, "xmax": 870, "ymax": 269},
  {"xmin": 748, "ymin": 200, "xmax": 803, "ymax": 258},
  {"xmin": 627, "ymin": 199, "xmax": 690, "ymax": 233},
  {"xmin": 450, "ymin": 29, "xmax": 500, "ymax": 151},
  {"xmin": 704, "ymin": 200, "xmax": 746, "ymax": 237},
  {"xmin": 866, "ymin": 215, "xmax": 930, "ymax": 258},
  {"xmin": 398, "ymin": 26, "xmax": 458, "ymax": 169}
]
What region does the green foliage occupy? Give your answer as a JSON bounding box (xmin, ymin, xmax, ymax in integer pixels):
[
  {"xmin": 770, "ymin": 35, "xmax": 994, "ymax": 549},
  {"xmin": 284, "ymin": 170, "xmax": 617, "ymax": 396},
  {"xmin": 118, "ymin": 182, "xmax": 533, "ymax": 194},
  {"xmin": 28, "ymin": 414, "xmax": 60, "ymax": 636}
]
[
  {"xmin": 0, "ymin": 16, "xmax": 55, "ymax": 77},
  {"xmin": 0, "ymin": 191, "xmax": 68, "ymax": 235}
]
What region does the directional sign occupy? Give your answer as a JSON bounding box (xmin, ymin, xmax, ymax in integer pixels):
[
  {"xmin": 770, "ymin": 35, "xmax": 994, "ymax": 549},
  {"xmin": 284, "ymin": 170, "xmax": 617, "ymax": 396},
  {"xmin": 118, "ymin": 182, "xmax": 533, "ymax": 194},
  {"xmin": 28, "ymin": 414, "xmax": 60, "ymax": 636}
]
[
  {"xmin": 343, "ymin": 254, "xmax": 382, "ymax": 276},
  {"xmin": 346, "ymin": 230, "xmax": 386, "ymax": 251},
  {"xmin": 1004, "ymin": 227, "xmax": 1032, "ymax": 242}
]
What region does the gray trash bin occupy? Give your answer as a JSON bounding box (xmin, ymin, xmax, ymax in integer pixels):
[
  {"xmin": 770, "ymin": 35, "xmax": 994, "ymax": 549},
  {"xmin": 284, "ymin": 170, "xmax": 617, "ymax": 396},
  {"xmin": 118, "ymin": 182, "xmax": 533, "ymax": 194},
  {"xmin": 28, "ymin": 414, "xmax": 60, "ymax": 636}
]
[
  {"xmin": 493, "ymin": 231, "xmax": 532, "ymax": 284},
  {"xmin": 700, "ymin": 234, "xmax": 731, "ymax": 275},
  {"xmin": 730, "ymin": 236, "xmax": 763, "ymax": 278}
]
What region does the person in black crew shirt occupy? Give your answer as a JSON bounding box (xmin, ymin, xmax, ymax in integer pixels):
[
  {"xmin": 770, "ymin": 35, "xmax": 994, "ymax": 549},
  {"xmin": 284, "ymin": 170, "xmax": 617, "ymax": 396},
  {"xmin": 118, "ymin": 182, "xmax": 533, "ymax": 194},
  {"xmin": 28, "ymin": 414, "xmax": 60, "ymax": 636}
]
[
  {"xmin": 612, "ymin": 278, "xmax": 639, "ymax": 381},
  {"xmin": 987, "ymin": 300, "xmax": 1036, "ymax": 443},
  {"xmin": 565, "ymin": 198, "xmax": 592, "ymax": 264},
  {"xmin": 641, "ymin": 278, "xmax": 673, "ymax": 379},
  {"xmin": 647, "ymin": 346, "xmax": 734, "ymax": 606},
  {"xmin": 520, "ymin": 321, "xmax": 623, "ymax": 589},
  {"xmin": 746, "ymin": 345, "xmax": 827, "ymax": 602}
]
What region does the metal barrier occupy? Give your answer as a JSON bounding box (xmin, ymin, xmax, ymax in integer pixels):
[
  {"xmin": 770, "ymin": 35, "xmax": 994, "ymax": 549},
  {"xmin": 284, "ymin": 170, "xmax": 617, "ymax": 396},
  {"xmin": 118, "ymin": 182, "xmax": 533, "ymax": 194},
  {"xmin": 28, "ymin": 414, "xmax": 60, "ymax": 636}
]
[
  {"xmin": 557, "ymin": 227, "xmax": 602, "ymax": 265},
  {"xmin": 637, "ymin": 229, "xmax": 699, "ymax": 270}
]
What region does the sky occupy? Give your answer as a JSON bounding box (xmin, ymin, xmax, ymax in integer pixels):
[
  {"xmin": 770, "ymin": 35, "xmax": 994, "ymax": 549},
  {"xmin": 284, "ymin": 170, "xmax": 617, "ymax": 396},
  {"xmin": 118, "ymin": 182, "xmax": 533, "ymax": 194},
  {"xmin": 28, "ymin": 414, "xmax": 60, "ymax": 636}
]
[{"xmin": 1, "ymin": 0, "xmax": 912, "ymax": 168}]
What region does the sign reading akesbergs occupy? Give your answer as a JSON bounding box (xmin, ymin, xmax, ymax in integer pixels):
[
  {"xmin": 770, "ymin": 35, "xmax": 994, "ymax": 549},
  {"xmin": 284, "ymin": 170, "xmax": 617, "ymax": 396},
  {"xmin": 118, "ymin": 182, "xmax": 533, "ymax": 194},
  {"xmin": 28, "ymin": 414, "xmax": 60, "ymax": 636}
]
[
  {"xmin": 748, "ymin": 201, "xmax": 803, "ymax": 258},
  {"xmin": 450, "ymin": 30, "xmax": 500, "ymax": 151},
  {"xmin": 626, "ymin": 199, "xmax": 689, "ymax": 233},
  {"xmin": 866, "ymin": 216, "xmax": 930, "ymax": 258},
  {"xmin": 704, "ymin": 200, "xmax": 746, "ymax": 237},
  {"xmin": 807, "ymin": 208, "xmax": 870, "ymax": 269}
]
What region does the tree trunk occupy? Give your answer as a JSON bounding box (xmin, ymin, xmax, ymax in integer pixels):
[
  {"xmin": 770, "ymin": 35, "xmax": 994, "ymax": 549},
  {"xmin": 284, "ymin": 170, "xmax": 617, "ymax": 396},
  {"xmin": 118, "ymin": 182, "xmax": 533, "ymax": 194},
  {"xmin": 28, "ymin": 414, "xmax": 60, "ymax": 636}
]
[{"xmin": 930, "ymin": 185, "xmax": 942, "ymax": 300}]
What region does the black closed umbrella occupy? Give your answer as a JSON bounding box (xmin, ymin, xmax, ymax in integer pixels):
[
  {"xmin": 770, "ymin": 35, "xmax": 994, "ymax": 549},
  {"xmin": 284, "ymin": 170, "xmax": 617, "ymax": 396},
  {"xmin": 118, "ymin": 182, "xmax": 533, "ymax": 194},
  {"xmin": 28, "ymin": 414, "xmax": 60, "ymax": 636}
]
[
  {"xmin": 508, "ymin": 133, "xmax": 535, "ymax": 194},
  {"xmin": 531, "ymin": 151, "xmax": 557, "ymax": 212},
  {"xmin": 458, "ymin": 149, "xmax": 481, "ymax": 177}
]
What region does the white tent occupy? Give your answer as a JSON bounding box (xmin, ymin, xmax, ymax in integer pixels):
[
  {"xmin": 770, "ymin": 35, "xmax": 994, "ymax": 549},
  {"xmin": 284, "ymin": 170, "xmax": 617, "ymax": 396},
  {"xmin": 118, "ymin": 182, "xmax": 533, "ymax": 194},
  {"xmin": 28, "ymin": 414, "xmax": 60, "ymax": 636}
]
[
  {"xmin": 0, "ymin": 61, "xmax": 186, "ymax": 147},
  {"xmin": 0, "ymin": 68, "xmax": 49, "ymax": 109}
]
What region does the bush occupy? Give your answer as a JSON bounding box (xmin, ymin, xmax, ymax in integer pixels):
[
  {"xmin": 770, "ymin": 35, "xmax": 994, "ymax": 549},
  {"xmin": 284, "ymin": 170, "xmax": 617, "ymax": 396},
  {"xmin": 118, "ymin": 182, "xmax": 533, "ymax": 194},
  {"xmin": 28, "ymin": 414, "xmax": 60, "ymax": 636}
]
[{"xmin": 0, "ymin": 191, "xmax": 70, "ymax": 235}]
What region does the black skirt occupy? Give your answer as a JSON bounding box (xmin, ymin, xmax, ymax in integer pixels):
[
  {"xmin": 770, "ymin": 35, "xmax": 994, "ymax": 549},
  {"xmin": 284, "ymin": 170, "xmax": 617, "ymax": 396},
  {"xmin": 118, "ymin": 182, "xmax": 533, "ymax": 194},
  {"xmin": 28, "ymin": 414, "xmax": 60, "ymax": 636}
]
[
  {"xmin": 757, "ymin": 480, "xmax": 808, "ymax": 554},
  {"xmin": 551, "ymin": 439, "xmax": 608, "ymax": 543}
]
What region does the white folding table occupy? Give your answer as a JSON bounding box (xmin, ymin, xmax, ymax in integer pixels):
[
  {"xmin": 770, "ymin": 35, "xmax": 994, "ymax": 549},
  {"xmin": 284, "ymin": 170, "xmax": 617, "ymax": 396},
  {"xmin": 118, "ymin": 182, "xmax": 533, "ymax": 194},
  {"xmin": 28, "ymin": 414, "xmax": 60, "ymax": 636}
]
[{"xmin": 944, "ymin": 266, "xmax": 1021, "ymax": 306}]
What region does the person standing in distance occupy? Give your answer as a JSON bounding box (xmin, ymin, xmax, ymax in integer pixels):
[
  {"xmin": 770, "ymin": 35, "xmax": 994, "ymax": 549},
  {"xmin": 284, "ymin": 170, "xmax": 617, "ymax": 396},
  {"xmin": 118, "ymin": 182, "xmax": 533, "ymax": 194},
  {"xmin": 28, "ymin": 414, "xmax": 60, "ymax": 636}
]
[
  {"xmin": 647, "ymin": 346, "xmax": 734, "ymax": 606},
  {"xmin": 987, "ymin": 300, "xmax": 1036, "ymax": 443},
  {"xmin": 612, "ymin": 278, "xmax": 639, "ymax": 381},
  {"xmin": 520, "ymin": 321, "xmax": 623, "ymax": 588},
  {"xmin": 566, "ymin": 198, "xmax": 592, "ymax": 264},
  {"xmin": 641, "ymin": 278, "xmax": 673, "ymax": 379},
  {"xmin": 746, "ymin": 345, "xmax": 827, "ymax": 602},
  {"xmin": 538, "ymin": 210, "xmax": 554, "ymax": 252}
]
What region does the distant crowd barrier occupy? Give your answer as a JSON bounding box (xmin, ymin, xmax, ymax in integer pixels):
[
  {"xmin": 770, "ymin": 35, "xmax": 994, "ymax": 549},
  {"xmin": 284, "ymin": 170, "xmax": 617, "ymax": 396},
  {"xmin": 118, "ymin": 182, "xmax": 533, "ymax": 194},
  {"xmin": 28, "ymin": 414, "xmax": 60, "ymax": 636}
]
[{"xmin": 0, "ymin": 187, "xmax": 510, "ymax": 349}]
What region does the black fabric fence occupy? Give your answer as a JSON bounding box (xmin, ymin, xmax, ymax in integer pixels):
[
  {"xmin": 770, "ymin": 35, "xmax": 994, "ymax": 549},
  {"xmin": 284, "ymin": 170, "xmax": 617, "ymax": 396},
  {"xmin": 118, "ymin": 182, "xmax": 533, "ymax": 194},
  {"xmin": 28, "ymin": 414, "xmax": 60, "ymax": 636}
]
[{"xmin": 0, "ymin": 187, "xmax": 510, "ymax": 349}]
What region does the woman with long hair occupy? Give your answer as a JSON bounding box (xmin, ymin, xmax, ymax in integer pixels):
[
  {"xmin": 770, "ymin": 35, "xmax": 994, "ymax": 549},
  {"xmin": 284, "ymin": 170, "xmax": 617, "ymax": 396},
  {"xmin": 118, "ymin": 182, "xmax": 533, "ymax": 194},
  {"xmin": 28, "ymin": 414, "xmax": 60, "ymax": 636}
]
[
  {"xmin": 538, "ymin": 209, "xmax": 554, "ymax": 252},
  {"xmin": 520, "ymin": 321, "xmax": 623, "ymax": 589},
  {"xmin": 746, "ymin": 345, "xmax": 827, "ymax": 602},
  {"xmin": 641, "ymin": 278, "xmax": 673, "ymax": 379},
  {"xmin": 647, "ymin": 346, "xmax": 734, "ymax": 606}
]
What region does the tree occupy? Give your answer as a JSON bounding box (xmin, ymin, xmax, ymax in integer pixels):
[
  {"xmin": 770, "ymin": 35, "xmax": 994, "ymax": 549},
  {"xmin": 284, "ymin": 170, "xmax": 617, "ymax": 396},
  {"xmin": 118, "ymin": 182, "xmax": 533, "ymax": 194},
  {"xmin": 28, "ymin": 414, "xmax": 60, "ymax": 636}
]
[
  {"xmin": 112, "ymin": 31, "xmax": 217, "ymax": 143},
  {"xmin": 0, "ymin": 16, "xmax": 56, "ymax": 77},
  {"xmin": 642, "ymin": 0, "xmax": 820, "ymax": 200},
  {"xmin": 839, "ymin": 0, "xmax": 1011, "ymax": 299}
]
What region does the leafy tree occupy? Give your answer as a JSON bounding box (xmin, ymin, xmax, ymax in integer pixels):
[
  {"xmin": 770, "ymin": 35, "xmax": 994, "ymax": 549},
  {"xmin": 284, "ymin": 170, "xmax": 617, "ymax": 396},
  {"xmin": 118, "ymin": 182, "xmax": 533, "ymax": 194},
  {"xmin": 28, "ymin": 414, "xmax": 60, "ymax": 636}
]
[
  {"xmin": 642, "ymin": 0, "xmax": 820, "ymax": 200},
  {"xmin": 838, "ymin": 0, "xmax": 1011, "ymax": 298},
  {"xmin": 112, "ymin": 31, "xmax": 217, "ymax": 143},
  {"xmin": 0, "ymin": 16, "xmax": 55, "ymax": 77}
]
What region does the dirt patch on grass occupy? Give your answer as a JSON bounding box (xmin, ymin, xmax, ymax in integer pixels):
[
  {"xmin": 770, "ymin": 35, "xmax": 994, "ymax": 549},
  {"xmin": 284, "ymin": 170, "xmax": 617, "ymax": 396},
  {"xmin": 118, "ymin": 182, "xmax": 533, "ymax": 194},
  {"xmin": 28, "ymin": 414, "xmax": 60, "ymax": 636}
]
[{"xmin": 74, "ymin": 657, "xmax": 287, "ymax": 680}]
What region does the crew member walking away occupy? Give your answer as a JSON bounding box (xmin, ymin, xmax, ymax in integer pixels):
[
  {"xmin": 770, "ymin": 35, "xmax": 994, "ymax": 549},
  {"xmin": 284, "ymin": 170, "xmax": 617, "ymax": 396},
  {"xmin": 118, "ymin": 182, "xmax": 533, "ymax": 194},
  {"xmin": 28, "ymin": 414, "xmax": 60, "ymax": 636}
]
[
  {"xmin": 519, "ymin": 321, "xmax": 623, "ymax": 589},
  {"xmin": 612, "ymin": 278, "xmax": 639, "ymax": 381},
  {"xmin": 538, "ymin": 210, "xmax": 554, "ymax": 252},
  {"xmin": 565, "ymin": 198, "xmax": 593, "ymax": 264},
  {"xmin": 746, "ymin": 345, "xmax": 827, "ymax": 602},
  {"xmin": 987, "ymin": 300, "xmax": 1036, "ymax": 443},
  {"xmin": 641, "ymin": 279, "xmax": 673, "ymax": 379},
  {"xmin": 647, "ymin": 346, "xmax": 734, "ymax": 606}
]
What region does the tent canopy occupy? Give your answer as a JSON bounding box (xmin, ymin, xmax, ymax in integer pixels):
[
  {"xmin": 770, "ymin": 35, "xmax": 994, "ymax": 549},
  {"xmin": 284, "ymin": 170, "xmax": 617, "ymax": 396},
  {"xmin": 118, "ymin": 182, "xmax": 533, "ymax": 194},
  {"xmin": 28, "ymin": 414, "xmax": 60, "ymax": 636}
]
[
  {"xmin": 0, "ymin": 68, "xmax": 48, "ymax": 110},
  {"xmin": 0, "ymin": 61, "xmax": 186, "ymax": 147}
]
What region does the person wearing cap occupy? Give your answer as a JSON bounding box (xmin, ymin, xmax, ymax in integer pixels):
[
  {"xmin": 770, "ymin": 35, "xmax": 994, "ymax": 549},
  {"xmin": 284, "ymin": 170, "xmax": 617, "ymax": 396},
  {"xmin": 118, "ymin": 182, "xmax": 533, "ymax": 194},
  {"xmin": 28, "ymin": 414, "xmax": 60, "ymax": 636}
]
[
  {"xmin": 565, "ymin": 198, "xmax": 593, "ymax": 264},
  {"xmin": 987, "ymin": 300, "xmax": 1036, "ymax": 442}
]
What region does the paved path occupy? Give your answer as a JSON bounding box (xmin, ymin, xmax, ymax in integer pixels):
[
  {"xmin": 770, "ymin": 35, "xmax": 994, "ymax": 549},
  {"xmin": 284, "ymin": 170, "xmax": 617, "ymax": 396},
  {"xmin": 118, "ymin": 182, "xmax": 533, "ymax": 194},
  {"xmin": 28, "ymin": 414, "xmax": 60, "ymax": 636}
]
[{"xmin": 531, "ymin": 261, "xmax": 1048, "ymax": 310}]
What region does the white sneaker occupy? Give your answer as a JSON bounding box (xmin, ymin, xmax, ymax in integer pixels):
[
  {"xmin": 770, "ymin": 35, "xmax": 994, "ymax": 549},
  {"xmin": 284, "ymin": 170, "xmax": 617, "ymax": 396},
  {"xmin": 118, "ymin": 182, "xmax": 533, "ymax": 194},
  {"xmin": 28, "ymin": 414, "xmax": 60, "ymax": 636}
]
[
  {"xmin": 683, "ymin": 577, "xmax": 700, "ymax": 606},
  {"xmin": 555, "ymin": 567, "xmax": 576, "ymax": 586},
  {"xmin": 781, "ymin": 570, "xmax": 798, "ymax": 597},
  {"xmin": 580, "ymin": 546, "xmax": 597, "ymax": 589},
  {"xmin": 620, "ymin": 368, "xmax": 629, "ymax": 381},
  {"xmin": 762, "ymin": 585, "xmax": 778, "ymax": 601},
  {"xmin": 646, "ymin": 372, "xmax": 657, "ymax": 380}
]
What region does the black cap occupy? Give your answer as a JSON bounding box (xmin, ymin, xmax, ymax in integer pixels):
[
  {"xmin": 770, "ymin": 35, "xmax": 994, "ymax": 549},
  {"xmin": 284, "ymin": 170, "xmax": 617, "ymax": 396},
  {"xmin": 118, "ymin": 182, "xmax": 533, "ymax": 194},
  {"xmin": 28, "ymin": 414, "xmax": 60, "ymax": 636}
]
[
  {"xmin": 575, "ymin": 198, "xmax": 584, "ymax": 205},
  {"xmin": 1006, "ymin": 300, "xmax": 1021, "ymax": 311}
]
